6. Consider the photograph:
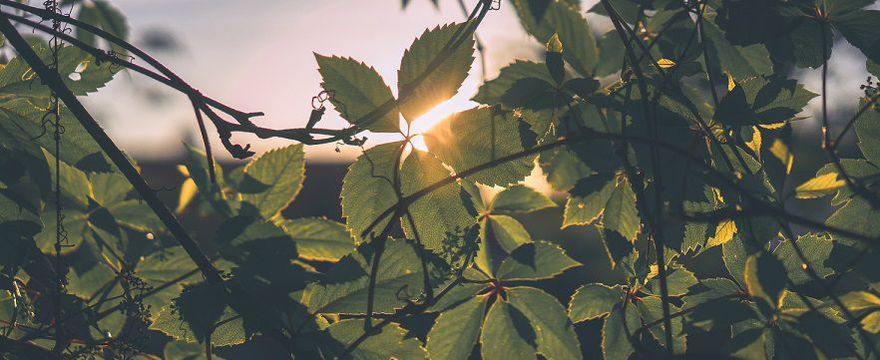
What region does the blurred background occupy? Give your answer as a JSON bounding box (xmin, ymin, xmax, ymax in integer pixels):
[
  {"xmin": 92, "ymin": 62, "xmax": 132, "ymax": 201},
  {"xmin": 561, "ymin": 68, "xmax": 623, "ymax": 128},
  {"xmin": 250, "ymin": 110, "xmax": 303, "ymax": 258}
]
[{"xmin": 85, "ymin": 0, "xmax": 875, "ymax": 162}]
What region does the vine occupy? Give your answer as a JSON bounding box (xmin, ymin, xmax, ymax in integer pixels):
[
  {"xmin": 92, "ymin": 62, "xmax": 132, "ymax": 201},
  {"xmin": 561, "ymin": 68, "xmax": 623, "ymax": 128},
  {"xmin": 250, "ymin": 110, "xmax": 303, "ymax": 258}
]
[{"xmin": 2, "ymin": 0, "xmax": 880, "ymax": 359}]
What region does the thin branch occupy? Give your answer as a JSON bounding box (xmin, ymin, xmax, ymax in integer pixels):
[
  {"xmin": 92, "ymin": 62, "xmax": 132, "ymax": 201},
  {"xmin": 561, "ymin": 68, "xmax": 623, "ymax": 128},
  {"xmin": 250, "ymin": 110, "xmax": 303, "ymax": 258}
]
[
  {"xmin": 0, "ymin": 0, "xmax": 494, "ymax": 152},
  {"xmin": 0, "ymin": 14, "xmax": 293, "ymax": 349},
  {"xmin": 601, "ymin": 0, "xmax": 674, "ymax": 353}
]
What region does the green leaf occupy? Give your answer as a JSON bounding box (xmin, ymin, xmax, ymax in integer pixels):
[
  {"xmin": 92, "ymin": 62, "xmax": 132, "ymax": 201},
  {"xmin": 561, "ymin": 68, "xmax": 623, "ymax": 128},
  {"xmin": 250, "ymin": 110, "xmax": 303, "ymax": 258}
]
[
  {"xmin": 826, "ymin": 0, "xmax": 875, "ymax": 17},
  {"xmin": 150, "ymin": 282, "xmax": 247, "ymax": 346},
  {"xmin": 425, "ymin": 107, "xmax": 537, "ymax": 186},
  {"xmin": 238, "ymin": 144, "xmax": 305, "ymax": 220},
  {"xmin": 564, "ymin": 175, "xmax": 640, "ymax": 243},
  {"xmin": 400, "ymin": 149, "xmax": 476, "ymax": 250},
  {"xmin": 0, "ymin": 188, "xmax": 40, "ymax": 228},
  {"xmin": 106, "ymin": 200, "xmax": 164, "ymax": 233},
  {"xmin": 501, "ymin": 77, "xmax": 561, "ymax": 110},
  {"xmin": 34, "ymin": 207, "xmax": 90, "ymax": 254},
  {"xmin": 164, "ymin": 340, "xmax": 226, "ymax": 360},
  {"xmin": 280, "ymin": 218, "xmax": 355, "ymax": 262},
  {"xmin": 428, "ymin": 282, "xmax": 487, "ymax": 313},
  {"xmin": 814, "ymin": 160, "xmax": 880, "ymax": 206},
  {"xmin": 855, "ymin": 98, "xmax": 880, "ymax": 164},
  {"xmin": 840, "ymin": 291, "xmax": 880, "ymax": 312},
  {"xmin": 427, "ymin": 296, "xmax": 487, "ymax": 360},
  {"xmin": 744, "ymin": 253, "xmax": 788, "ymax": 308},
  {"xmin": 214, "ymin": 216, "xmax": 302, "ymax": 296},
  {"xmin": 562, "ymin": 78, "xmax": 600, "ymax": 99},
  {"xmin": 563, "ymin": 175, "xmax": 613, "ymax": 227},
  {"xmin": 137, "ymin": 246, "xmax": 205, "ymax": 317},
  {"xmin": 302, "ymin": 238, "xmax": 444, "ymax": 314},
  {"xmin": 398, "ymin": 23, "xmax": 475, "ymax": 123},
  {"xmin": 773, "ymin": 233, "xmax": 834, "ymax": 286},
  {"xmin": 568, "ymin": 283, "xmax": 626, "ymax": 323},
  {"xmin": 861, "ymin": 312, "xmax": 880, "ymax": 333},
  {"xmin": 604, "ymin": 178, "xmax": 640, "ymax": 243},
  {"xmin": 797, "ymin": 310, "xmax": 857, "ymax": 359},
  {"xmin": 683, "ymin": 277, "xmax": 743, "ymax": 307},
  {"xmin": 481, "ymin": 215, "xmax": 533, "ymax": 256},
  {"xmin": 343, "ymin": 142, "xmax": 474, "ymax": 249},
  {"xmin": 826, "ymin": 197, "xmax": 880, "ymax": 244},
  {"xmin": 89, "ymin": 172, "xmax": 130, "ymax": 206},
  {"xmin": 595, "ymin": 30, "xmax": 625, "ymax": 77},
  {"xmin": 490, "ymin": 184, "xmax": 555, "ymax": 213},
  {"xmin": 868, "ymin": 59, "xmax": 880, "ymax": 77},
  {"xmin": 636, "ymin": 295, "xmax": 685, "ymax": 353},
  {"xmin": 497, "ymin": 241, "xmax": 580, "ymax": 281},
  {"xmin": 315, "ymin": 54, "xmax": 398, "ymax": 132},
  {"xmin": 0, "ymin": 44, "xmax": 118, "ymax": 101},
  {"xmin": 703, "ymin": 17, "xmax": 773, "ymax": 79},
  {"xmin": 507, "ymin": 286, "xmax": 583, "ymax": 360},
  {"xmin": 0, "ymin": 100, "xmax": 106, "ymax": 169},
  {"xmin": 41, "ymin": 147, "xmax": 91, "ymax": 209},
  {"xmin": 341, "ymin": 141, "xmax": 400, "ymax": 244},
  {"xmin": 474, "ymin": 61, "xmax": 554, "ymax": 105},
  {"xmin": 646, "ymin": 264, "xmax": 698, "ymax": 297},
  {"xmin": 601, "ymin": 303, "xmax": 640, "ymax": 360},
  {"xmin": 794, "ymin": 172, "xmax": 846, "ymax": 199},
  {"xmin": 832, "ymin": 10, "xmax": 880, "ymax": 64},
  {"xmin": 687, "ymin": 297, "xmax": 756, "ymax": 333},
  {"xmin": 725, "ymin": 326, "xmax": 768, "ymax": 359},
  {"xmin": 511, "ymin": 0, "xmax": 598, "ymax": 76},
  {"xmin": 539, "ymin": 147, "xmax": 593, "ymax": 192},
  {"xmin": 324, "ymin": 319, "xmax": 428, "ymax": 359},
  {"xmin": 181, "ymin": 143, "xmax": 231, "ymax": 216},
  {"xmin": 480, "ymin": 298, "xmax": 536, "ymax": 360},
  {"xmin": 764, "ymin": 13, "xmax": 830, "ymax": 69},
  {"xmin": 715, "ymin": 76, "xmax": 817, "ymax": 126}
]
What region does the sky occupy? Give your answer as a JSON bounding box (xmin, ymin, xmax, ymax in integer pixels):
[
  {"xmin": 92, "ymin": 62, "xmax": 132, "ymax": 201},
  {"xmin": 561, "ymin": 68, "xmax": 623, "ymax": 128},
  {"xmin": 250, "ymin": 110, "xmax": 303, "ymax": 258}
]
[
  {"xmin": 78, "ymin": 0, "xmax": 874, "ymax": 163},
  {"xmin": 83, "ymin": 0, "xmax": 543, "ymax": 162}
]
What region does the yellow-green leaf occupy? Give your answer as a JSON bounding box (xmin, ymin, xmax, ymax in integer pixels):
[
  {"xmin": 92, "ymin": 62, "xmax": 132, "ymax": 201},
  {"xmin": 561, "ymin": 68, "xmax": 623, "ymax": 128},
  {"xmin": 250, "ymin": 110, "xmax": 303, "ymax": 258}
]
[
  {"xmin": 840, "ymin": 291, "xmax": 880, "ymax": 312},
  {"xmin": 657, "ymin": 58, "xmax": 677, "ymax": 69},
  {"xmin": 707, "ymin": 220, "xmax": 737, "ymax": 248},
  {"xmin": 770, "ymin": 139, "xmax": 793, "ymax": 174},
  {"xmin": 794, "ymin": 172, "xmax": 845, "ymax": 199}
]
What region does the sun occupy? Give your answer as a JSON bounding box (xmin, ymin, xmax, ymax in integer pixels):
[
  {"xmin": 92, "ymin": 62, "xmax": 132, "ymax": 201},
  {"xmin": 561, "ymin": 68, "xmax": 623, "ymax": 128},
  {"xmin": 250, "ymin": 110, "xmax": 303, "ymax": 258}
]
[{"xmin": 405, "ymin": 97, "xmax": 477, "ymax": 152}]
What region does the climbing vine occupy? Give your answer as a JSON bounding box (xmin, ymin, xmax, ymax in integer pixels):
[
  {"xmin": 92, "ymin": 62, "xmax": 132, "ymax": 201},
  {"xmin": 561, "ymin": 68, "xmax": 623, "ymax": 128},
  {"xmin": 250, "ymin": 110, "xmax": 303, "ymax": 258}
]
[{"xmin": 2, "ymin": 0, "xmax": 880, "ymax": 358}]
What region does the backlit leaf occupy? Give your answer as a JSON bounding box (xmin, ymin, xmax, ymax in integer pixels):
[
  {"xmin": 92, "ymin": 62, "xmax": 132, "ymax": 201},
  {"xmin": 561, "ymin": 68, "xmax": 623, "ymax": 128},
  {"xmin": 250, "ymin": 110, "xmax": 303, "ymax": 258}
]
[
  {"xmin": 497, "ymin": 241, "xmax": 580, "ymax": 281},
  {"xmin": 324, "ymin": 319, "xmax": 428, "ymax": 359},
  {"xmin": 238, "ymin": 144, "xmax": 305, "ymax": 220},
  {"xmin": 315, "ymin": 54, "xmax": 399, "ymax": 132},
  {"xmin": 489, "ymin": 184, "xmax": 555, "ymax": 214},
  {"xmin": 425, "ymin": 107, "xmax": 537, "ymax": 186},
  {"xmin": 427, "ymin": 296, "xmax": 488, "ymax": 360},
  {"xmin": 795, "ymin": 173, "xmax": 846, "ymax": 199},
  {"xmin": 507, "ymin": 286, "xmax": 583, "ymax": 360},
  {"xmin": 281, "ymin": 218, "xmax": 355, "ymax": 262},
  {"xmin": 398, "ymin": 23, "xmax": 475, "ymax": 123}
]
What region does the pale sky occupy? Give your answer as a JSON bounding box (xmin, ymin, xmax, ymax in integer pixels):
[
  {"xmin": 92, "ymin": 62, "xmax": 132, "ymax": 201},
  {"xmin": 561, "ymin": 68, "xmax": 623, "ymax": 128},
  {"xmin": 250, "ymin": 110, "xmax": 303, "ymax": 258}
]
[
  {"xmin": 83, "ymin": 0, "xmax": 546, "ymax": 162},
  {"xmin": 77, "ymin": 0, "xmax": 872, "ymax": 162}
]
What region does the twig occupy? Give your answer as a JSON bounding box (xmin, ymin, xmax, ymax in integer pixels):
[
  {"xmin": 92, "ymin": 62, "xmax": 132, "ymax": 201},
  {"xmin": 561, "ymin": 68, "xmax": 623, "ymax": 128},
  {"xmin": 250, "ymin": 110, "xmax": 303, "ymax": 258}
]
[
  {"xmin": 601, "ymin": 0, "xmax": 674, "ymax": 353},
  {"xmin": 0, "ymin": 14, "xmax": 293, "ymax": 350}
]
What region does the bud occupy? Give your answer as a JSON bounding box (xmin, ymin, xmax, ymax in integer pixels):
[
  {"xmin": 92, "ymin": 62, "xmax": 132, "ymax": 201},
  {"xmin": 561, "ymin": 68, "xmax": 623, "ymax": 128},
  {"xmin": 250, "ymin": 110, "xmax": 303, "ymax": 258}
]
[
  {"xmin": 545, "ymin": 33, "xmax": 565, "ymax": 84},
  {"xmin": 545, "ymin": 33, "xmax": 563, "ymax": 53}
]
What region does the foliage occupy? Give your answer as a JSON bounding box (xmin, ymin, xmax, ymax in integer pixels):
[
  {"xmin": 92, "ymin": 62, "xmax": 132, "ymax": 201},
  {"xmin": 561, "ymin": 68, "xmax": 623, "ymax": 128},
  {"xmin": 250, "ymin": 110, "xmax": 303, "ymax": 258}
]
[{"xmin": 3, "ymin": 0, "xmax": 880, "ymax": 359}]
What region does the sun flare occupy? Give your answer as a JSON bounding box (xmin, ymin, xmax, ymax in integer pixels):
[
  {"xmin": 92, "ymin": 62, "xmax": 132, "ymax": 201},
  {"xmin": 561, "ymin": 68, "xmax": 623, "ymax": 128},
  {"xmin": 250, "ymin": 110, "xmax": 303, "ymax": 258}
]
[{"xmin": 405, "ymin": 97, "xmax": 477, "ymax": 152}]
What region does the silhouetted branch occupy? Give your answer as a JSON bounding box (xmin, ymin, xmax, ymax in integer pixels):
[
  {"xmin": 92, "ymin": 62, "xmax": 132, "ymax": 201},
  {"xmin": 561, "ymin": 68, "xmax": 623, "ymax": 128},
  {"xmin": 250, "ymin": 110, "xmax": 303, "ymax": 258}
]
[{"xmin": 0, "ymin": 14, "xmax": 294, "ymax": 350}]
